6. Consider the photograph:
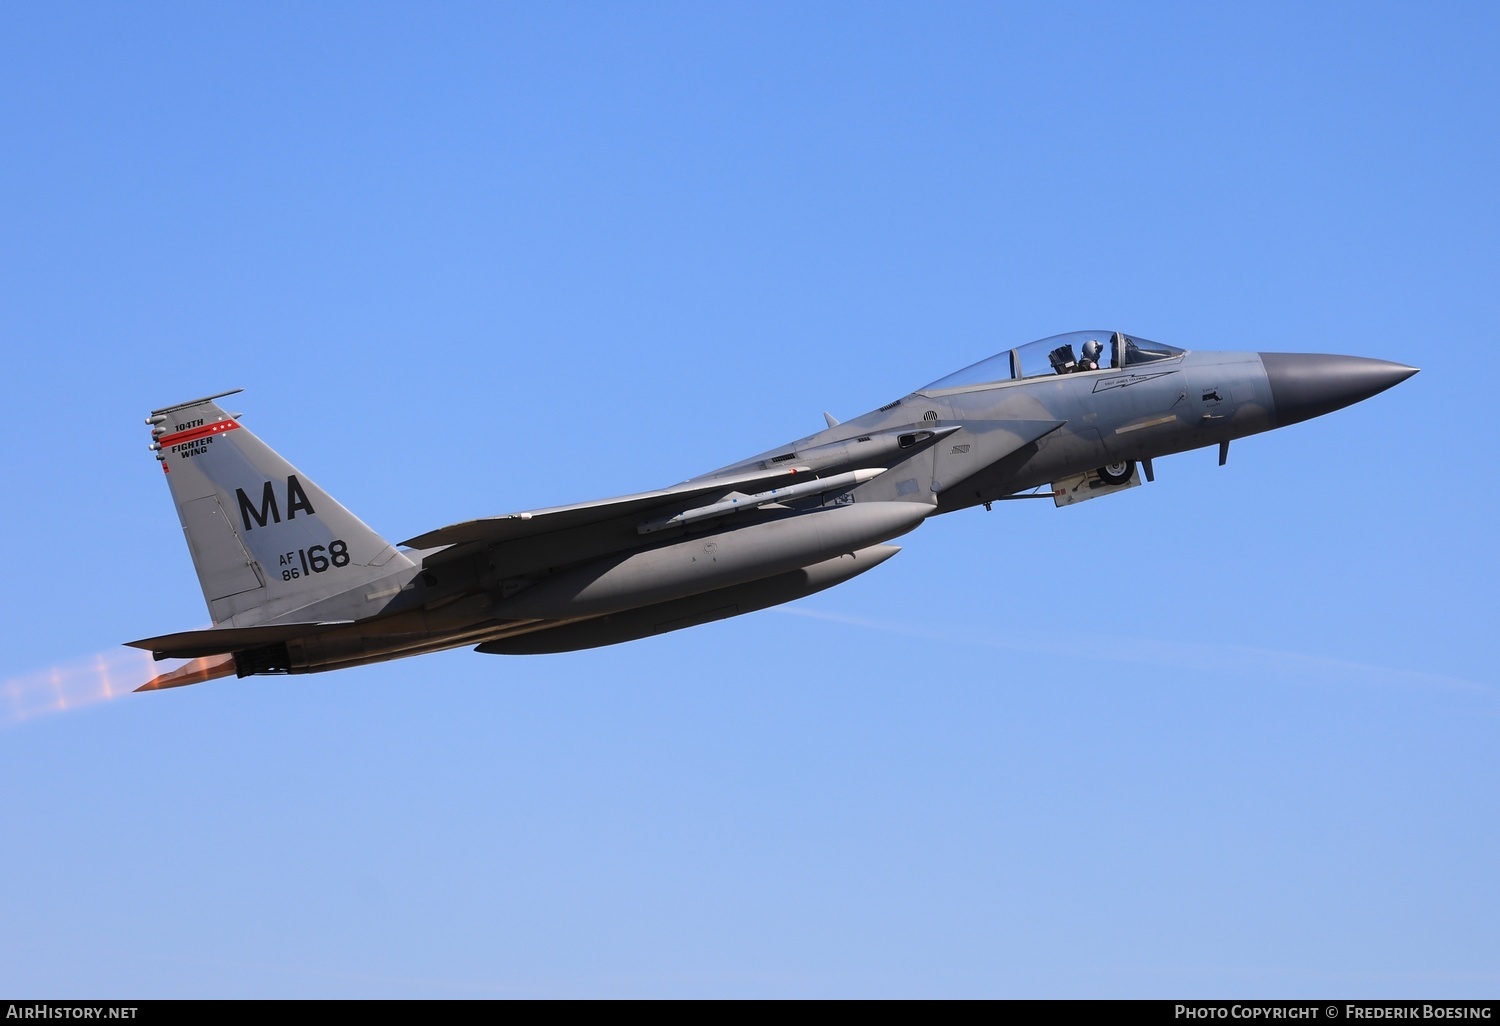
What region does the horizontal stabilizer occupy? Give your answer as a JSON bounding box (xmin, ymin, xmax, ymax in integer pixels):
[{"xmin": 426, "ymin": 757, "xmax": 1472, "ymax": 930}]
[{"xmin": 125, "ymin": 620, "xmax": 353, "ymax": 660}]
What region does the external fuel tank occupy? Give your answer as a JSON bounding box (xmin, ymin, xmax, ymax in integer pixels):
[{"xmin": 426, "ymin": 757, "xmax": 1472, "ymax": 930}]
[{"xmin": 493, "ymin": 500, "xmax": 931, "ymax": 621}]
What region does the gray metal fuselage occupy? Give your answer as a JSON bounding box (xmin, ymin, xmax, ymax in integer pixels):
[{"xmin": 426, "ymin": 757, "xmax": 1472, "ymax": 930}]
[
  {"xmin": 128, "ymin": 336, "xmax": 1417, "ymax": 685},
  {"xmin": 707, "ymin": 348, "xmax": 1274, "ymax": 511}
]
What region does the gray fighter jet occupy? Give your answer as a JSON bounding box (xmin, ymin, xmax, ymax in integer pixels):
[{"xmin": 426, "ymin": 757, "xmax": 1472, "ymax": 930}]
[{"xmin": 128, "ymin": 332, "xmax": 1416, "ymax": 690}]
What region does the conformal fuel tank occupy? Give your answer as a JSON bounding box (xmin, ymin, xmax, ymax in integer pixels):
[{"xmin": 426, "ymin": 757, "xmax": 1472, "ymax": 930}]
[{"xmin": 495, "ymin": 500, "xmax": 930, "ymax": 621}]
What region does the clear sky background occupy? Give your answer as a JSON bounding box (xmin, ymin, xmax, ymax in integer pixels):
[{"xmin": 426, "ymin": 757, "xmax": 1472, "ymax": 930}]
[{"xmin": 1, "ymin": 1, "xmax": 1495, "ymax": 998}]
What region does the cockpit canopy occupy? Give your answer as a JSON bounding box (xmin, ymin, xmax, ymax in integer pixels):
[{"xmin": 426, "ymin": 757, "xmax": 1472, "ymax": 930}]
[{"xmin": 922, "ymin": 331, "xmax": 1186, "ymax": 391}]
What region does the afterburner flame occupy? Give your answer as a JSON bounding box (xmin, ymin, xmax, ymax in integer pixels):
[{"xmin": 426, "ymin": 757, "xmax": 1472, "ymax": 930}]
[{"xmin": 3, "ymin": 649, "xmax": 165, "ymax": 727}]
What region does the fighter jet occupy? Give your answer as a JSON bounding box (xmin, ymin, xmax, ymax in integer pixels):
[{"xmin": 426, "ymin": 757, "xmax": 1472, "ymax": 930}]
[{"xmin": 128, "ymin": 331, "xmax": 1416, "ymax": 690}]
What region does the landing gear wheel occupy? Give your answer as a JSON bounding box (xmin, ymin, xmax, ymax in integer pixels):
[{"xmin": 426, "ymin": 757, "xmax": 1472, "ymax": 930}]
[{"xmin": 1097, "ymin": 461, "xmax": 1135, "ymax": 486}]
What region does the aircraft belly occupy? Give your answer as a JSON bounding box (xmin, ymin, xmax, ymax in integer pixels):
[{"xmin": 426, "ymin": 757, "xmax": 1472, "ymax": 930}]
[{"xmin": 493, "ymin": 500, "xmax": 930, "ymax": 621}]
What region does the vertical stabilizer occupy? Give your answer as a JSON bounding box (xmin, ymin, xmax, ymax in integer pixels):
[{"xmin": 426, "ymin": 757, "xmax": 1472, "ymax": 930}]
[{"xmin": 147, "ymin": 391, "xmax": 414, "ymax": 626}]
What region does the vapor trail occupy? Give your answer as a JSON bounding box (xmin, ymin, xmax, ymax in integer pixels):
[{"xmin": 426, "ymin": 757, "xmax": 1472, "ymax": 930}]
[{"xmin": 772, "ymin": 606, "xmax": 1490, "ymax": 698}]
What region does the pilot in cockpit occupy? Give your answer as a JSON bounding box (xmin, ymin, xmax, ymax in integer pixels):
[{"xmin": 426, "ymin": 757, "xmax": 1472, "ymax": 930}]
[{"xmin": 1079, "ymin": 339, "xmax": 1103, "ymax": 371}]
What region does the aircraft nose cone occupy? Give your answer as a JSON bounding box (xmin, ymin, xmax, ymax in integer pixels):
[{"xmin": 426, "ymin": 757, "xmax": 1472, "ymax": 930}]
[{"xmin": 1258, "ymin": 352, "xmax": 1419, "ymax": 428}]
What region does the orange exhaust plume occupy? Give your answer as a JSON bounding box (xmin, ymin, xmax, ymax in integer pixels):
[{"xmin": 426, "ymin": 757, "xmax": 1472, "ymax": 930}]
[{"xmin": 1, "ymin": 648, "xmax": 224, "ymax": 727}]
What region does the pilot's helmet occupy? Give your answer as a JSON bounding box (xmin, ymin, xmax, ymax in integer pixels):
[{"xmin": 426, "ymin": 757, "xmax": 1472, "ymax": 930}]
[{"xmin": 1082, "ymin": 339, "xmax": 1103, "ymax": 362}]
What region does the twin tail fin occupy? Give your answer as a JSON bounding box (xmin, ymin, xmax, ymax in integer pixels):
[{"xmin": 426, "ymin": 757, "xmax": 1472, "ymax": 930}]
[{"xmin": 147, "ymin": 390, "xmax": 414, "ymax": 627}]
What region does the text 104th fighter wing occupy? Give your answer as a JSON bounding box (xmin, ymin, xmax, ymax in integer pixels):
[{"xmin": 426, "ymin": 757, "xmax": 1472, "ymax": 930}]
[{"xmin": 127, "ymin": 332, "xmax": 1417, "ymax": 690}]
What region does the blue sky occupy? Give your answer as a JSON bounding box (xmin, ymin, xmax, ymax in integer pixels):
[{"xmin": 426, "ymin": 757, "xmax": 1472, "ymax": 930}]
[{"xmin": 1, "ymin": 1, "xmax": 1495, "ymax": 997}]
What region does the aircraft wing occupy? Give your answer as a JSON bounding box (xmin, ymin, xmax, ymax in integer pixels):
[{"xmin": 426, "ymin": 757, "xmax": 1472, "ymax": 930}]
[{"xmin": 400, "ymin": 464, "xmax": 814, "ymax": 554}]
